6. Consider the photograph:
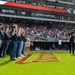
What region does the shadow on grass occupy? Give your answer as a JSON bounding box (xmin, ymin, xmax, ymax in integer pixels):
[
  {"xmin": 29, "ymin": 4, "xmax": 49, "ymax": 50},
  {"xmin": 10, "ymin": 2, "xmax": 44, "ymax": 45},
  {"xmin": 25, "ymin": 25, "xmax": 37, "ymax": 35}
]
[
  {"xmin": 71, "ymin": 54, "xmax": 75, "ymax": 56},
  {"xmin": 0, "ymin": 60, "xmax": 11, "ymax": 66}
]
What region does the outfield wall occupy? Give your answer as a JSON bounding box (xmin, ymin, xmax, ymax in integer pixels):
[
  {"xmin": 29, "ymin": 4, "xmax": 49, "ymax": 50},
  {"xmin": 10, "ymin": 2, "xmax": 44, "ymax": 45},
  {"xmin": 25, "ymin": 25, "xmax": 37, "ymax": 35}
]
[{"xmin": 30, "ymin": 42, "xmax": 70, "ymax": 50}]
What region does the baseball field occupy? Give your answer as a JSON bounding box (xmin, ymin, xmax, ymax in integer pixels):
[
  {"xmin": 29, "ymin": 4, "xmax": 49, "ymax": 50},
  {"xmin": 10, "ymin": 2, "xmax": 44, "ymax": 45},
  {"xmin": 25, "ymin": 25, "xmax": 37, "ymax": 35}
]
[{"xmin": 0, "ymin": 50, "xmax": 75, "ymax": 75}]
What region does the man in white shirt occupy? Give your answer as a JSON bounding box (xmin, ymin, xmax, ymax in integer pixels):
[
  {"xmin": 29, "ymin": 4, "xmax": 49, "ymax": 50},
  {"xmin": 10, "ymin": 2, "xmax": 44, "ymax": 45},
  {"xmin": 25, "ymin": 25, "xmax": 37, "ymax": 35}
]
[{"xmin": 58, "ymin": 38, "xmax": 62, "ymax": 50}]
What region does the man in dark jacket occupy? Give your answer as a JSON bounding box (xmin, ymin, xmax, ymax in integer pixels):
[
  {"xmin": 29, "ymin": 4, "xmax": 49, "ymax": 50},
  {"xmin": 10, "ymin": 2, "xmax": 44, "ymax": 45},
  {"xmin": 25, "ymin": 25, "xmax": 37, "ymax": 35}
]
[
  {"xmin": 69, "ymin": 32, "xmax": 75, "ymax": 54},
  {"xmin": 0, "ymin": 23, "xmax": 4, "ymax": 59}
]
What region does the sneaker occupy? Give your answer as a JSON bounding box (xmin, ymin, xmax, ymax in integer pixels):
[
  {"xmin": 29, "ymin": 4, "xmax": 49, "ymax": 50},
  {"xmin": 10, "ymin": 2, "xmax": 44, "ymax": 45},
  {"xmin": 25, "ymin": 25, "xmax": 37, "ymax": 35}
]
[
  {"xmin": 21, "ymin": 54, "xmax": 24, "ymax": 57},
  {"xmin": 14, "ymin": 58, "xmax": 17, "ymax": 60},
  {"xmin": 18, "ymin": 57, "xmax": 22, "ymax": 58}
]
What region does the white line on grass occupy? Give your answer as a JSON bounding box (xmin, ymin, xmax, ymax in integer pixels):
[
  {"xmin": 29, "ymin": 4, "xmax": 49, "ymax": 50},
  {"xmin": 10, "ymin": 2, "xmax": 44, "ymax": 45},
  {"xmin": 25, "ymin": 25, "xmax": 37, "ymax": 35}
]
[{"xmin": 53, "ymin": 53, "xmax": 64, "ymax": 62}]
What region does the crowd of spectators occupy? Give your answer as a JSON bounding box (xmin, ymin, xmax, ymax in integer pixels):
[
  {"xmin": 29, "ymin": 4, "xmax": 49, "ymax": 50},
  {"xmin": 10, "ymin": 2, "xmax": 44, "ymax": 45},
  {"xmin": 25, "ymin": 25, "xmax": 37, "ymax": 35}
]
[{"xmin": 26, "ymin": 25, "xmax": 73, "ymax": 42}]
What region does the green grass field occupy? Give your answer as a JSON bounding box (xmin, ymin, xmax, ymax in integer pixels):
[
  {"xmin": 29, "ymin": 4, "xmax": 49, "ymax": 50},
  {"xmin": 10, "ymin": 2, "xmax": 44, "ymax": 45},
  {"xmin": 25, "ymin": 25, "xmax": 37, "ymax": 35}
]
[{"xmin": 0, "ymin": 50, "xmax": 75, "ymax": 75}]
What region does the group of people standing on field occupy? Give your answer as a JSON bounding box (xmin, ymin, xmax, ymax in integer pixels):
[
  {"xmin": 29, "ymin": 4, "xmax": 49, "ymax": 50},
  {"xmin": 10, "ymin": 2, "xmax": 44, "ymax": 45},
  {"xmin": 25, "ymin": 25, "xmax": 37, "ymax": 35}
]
[{"xmin": 0, "ymin": 23, "xmax": 27, "ymax": 60}]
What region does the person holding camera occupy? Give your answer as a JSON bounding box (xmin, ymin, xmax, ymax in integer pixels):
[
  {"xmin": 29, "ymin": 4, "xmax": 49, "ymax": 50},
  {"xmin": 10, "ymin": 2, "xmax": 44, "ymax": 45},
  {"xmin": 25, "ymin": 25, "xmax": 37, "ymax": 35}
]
[
  {"xmin": 21, "ymin": 29, "xmax": 27, "ymax": 55},
  {"xmin": 2, "ymin": 26, "xmax": 10, "ymax": 57},
  {"xmin": 17, "ymin": 28, "xmax": 24, "ymax": 58},
  {"xmin": 0, "ymin": 23, "xmax": 4, "ymax": 59},
  {"xmin": 10, "ymin": 24, "xmax": 19, "ymax": 60}
]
